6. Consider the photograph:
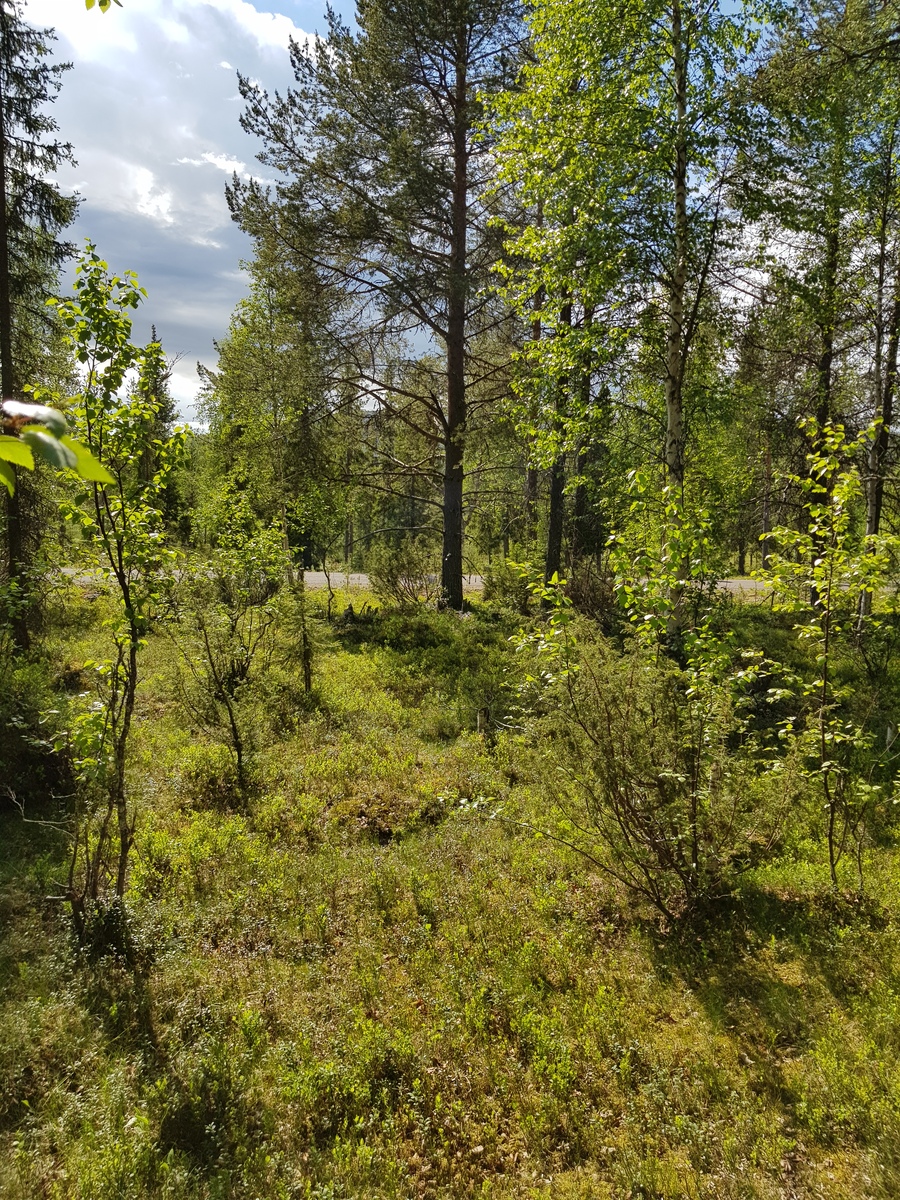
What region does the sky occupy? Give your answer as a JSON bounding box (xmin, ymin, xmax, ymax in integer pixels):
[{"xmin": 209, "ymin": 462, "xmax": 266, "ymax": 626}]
[{"xmin": 25, "ymin": 0, "xmax": 333, "ymax": 419}]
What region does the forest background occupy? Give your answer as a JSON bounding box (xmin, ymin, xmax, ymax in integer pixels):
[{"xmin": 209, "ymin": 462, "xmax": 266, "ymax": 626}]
[{"xmin": 5, "ymin": 0, "xmax": 900, "ymax": 1196}]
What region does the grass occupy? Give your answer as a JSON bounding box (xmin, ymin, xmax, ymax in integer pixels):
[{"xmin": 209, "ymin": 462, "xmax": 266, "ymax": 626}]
[{"xmin": 3, "ymin": 589, "xmax": 900, "ymax": 1196}]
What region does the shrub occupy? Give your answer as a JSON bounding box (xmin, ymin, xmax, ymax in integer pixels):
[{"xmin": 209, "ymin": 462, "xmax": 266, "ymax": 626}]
[
  {"xmin": 155, "ymin": 1007, "xmax": 269, "ymax": 1165},
  {"xmin": 482, "ymin": 559, "xmax": 531, "ymax": 613},
  {"xmin": 368, "ymin": 538, "xmax": 441, "ymax": 608},
  {"xmin": 0, "ymin": 659, "xmax": 70, "ymax": 810},
  {"xmin": 549, "ymin": 633, "xmax": 793, "ymax": 919},
  {"xmin": 173, "ymin": 516, "xmax": 286, "ymax": 796},
  {"xmin": 173, "ymin": 742, "xmax": 243, "ymax": 810}
]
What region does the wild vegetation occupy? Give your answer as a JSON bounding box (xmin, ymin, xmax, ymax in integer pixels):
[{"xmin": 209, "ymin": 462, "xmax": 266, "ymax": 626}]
[{"xmin": 6, "ymin": 0, "xmax": 900, "ymax": 1196}]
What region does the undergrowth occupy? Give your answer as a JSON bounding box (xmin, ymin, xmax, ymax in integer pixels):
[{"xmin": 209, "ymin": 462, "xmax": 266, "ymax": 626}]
[{"xmin": 2, "ymin": 589, "xmax": 900, "ymax": 1197}]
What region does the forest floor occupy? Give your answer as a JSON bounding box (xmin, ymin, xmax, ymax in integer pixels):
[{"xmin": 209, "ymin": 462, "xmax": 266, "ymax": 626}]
[{"xmin": 1, "ymin": 585, "xmax": 898, "ymax": 1199}]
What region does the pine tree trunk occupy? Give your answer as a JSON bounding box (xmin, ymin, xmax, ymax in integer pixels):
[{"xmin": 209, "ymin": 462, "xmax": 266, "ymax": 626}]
[{"xmin": 440, "ymin": 33, "xmax": 468, "ymax": 611}]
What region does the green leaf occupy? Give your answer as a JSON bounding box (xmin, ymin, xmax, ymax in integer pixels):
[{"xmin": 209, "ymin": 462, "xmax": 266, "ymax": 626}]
[
  {"xmin": 2, "ymin": 400, "xmax": 67, "ymax": 436},
  {"xmin": 60, "ymin": 436, "xmax": 115, "ymax": 484},
  {"xmin": 21, "ymin": 427, "xmax": 78, "ymax": 470},
  {"xmin": 0, "ymin": 460, "xmax": 14, "ymax": 496},
  {"xmin": 0, "ymin": 435, "xmax": 34, "ymax": 470}
]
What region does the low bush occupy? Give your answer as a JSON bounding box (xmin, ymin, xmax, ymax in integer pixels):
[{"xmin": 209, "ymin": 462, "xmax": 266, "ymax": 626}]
[
  {"xmin": 0, "ymin": 660, "xmax": 71, "ymax": 813},
  {"xmin": 367, "ymin": 537, "xmax": 442, "ymax": 608},
  {"xmin": 173, "ymin": 741, "xmax": 243, "ymax": 810},
  {"xmin": 482, "ymin": 559, "xmax": 531, "ymax": 613},
  {"xmin": 548, "ymin": 632, "xmax": 796, "ymax": 919}
]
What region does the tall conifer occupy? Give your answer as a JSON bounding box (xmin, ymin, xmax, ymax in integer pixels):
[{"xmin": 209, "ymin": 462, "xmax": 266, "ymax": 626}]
[
  {"xmin": 231, "ymin": 0, "xmax": 522, "ymax": 609},
  {"xmin": 0, "ymin": 0, "xmax": 76, "ymax": 649}
]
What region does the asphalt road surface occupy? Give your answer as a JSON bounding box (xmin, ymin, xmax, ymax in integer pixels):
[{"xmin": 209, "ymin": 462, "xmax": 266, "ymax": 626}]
[
  {"xmin": 303, "ymin": 572, "xmax": 770, "ymax": 596},
  {"xmin": 61, "ymin": 566, "xmax": 771, "ymax": 597}
]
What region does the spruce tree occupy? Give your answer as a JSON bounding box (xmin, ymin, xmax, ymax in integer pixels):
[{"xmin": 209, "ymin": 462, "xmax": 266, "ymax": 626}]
[{"xmin": 0, "ymin": 0, "xmax": 77, "ymax": 649}]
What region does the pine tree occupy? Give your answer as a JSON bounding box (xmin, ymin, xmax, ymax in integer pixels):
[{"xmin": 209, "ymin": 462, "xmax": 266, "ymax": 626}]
[
  {"xmin": 0, "ymin": 0, "xmax": 77, "ymax": 650},
  {"xmin": 230, "ymin": 0, "xmax": 523, "ymax": 609}
]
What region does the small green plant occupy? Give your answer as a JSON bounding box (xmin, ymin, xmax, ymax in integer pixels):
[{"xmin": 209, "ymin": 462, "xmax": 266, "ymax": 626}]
[
  {"xmin": 175, "ymin": 499, "xmax": 286, "ymax": 797},
  {"xmin": 174, "ymin": 742, "xmax": 243, "ymax": 811},
  {"xmin": 761, "ymin": 420, "xmax": 899, "ymax": 889},
  {"xmin": 49, "ymin": 246, "xmax": 185, "ymax": 942},
  {"xmin": 482, "ymin": 559, "xmax": 532, "ymax": 612},
  {"xmin": 512, "ymin": 565, "xmax": 578, "ymax": 712}
]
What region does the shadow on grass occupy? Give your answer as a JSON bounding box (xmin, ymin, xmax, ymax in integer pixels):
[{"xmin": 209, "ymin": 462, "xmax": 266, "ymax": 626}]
[{"xmin": 644, "ymin": 882, "xmax": 899, "ymax": 1108}]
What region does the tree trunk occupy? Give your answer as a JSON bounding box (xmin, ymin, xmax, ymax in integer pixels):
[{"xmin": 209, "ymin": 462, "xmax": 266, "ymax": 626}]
[
  {"xmin": 572, "ymin": 446, "xmax": 588, "ymax": 561},
  {"xmin": 863, "ymin": 127, "xmax": 900, "ymax": 577},
  {"xmin": 544, "ymin": 456, "xmax": 565, "ymax": 590},
  {"xmin": 663, "ymin": 0, "xmax": 689, "ymax": 640},
  {"xmin": 761, "ymin": 439, "xmax": 772, "ymax": 570},
  {"xmin": 544, "ymin": 298, "xmax": 571, "ymax": 591},
  {"xmin": 866, "ymin": 281, "xmax": 900, "ymax": 542},
  {"xmin": 440, "ymin": 32, "xmax": 468, "ymax": 611},
  {"xmin": 113, "ymin": 635, "xmax": 138, "ymax": 898},
  {"xmin": 344, "ymin": 514, "xmax": 353, "ymax": 565},
  {"xmin": 524, "ymin": 466, "xmax": 538, "ymax": 540},
  {"xmin": 809, "ymin": 220, "xmax": 839, "ymax": 609},
  {"xmin": 664, "ymin": 0, "xmax": 688, "ymax": 493},
  {"xmin": 571, "ymin": 313, "xmax": 598, "ymax": 560},
  {"xmin": 859, "ymin": 267, "xmax": 900, "ymax": 633},
  {"xmin": 816, "ymin": 225, "xmax": 839, "ymax": 430},
  {"xmin": 441, "ymin": 423, "xmax": 465, "ymax": 608},
  {"xmin": 524, "ymin": 210, "xmax": 543, "ymax": 549}
]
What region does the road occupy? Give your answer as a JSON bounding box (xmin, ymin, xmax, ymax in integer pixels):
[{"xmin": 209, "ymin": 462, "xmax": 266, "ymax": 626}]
[
  {"xmin": 303, "ymin": 571, "xmax": 485, "ymax": 592},
  {"xmin": 61, "ymin": 566, "xmax": 771, "ymax": 598},
  {"xmin": 304, "ymin": 572, "xmax": 770, "ymax": 597}
]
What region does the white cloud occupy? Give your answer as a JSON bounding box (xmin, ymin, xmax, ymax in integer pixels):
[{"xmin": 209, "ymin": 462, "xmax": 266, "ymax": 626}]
[
  {"xmin": 213, "ymin": 0, "xmax": 310, "ymax": 51},
  {"xmin": 22, "ymin": 0, "xmax": 314, "ymax": 417},
  {"xmin": 132, "ymin": 167, "xmax": 175, "ymax": 224},
  {"xmin": 178, "ymin": 151, "xmax": 249, "ymax": 175},
  {"xmin": 28, "ymin": 0, "xmax": 309, "ymax": 61}
]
